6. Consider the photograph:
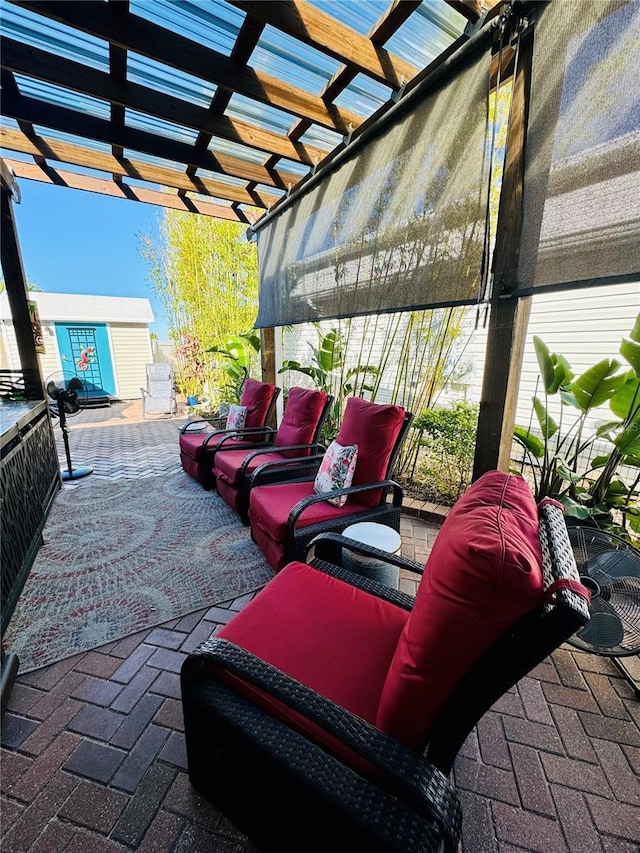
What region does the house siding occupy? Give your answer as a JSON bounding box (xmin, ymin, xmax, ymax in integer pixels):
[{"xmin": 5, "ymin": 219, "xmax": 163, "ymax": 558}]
[{"xmin": 109, "ymin": 323, "xmax": 153, "ymax": 400}]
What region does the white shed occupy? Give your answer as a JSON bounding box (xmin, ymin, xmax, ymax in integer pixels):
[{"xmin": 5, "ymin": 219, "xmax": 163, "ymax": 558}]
[{"xmin": 0, "ymin": 291, "xmax": 154, "ymax": 401}]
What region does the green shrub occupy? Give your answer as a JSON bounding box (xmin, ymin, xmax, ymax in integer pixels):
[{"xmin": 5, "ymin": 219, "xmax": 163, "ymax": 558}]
[{"xmin": 412, "ymin": 401, "xmax": 479, "ymax": 504}]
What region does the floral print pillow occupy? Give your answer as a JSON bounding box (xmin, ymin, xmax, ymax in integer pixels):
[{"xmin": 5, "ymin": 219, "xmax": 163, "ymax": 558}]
[
  {"xmin": 225, "ymin": 404, "xmax": 248, "ymax": 430},
  {"xmin": 313, "ymin": 440, "xmax": 358, "ymax": 507}
]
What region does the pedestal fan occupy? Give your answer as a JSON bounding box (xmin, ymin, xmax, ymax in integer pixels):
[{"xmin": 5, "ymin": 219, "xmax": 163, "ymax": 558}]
[
  {"xmin": 567, "ymin": 526, "xmax": 640, "ymax": 696},
  {"xmin": 46, "ymin": 373, "xmax": 93, "ymax": 480}
]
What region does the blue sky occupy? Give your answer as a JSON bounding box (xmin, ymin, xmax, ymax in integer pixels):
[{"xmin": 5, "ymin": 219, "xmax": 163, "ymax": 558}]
[{"xmin": 12, "ymin": 180, "xmax": 171, "ymax": 340}]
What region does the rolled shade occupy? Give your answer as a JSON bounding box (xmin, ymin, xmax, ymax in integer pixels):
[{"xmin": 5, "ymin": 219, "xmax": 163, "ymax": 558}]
[
  {"xmin": 255, "ymin": 47, "xmax": 492, "ymax": 328},
  {"xmin": 517, "ymin": 0, "xmax": 640, "ymax": 293}
]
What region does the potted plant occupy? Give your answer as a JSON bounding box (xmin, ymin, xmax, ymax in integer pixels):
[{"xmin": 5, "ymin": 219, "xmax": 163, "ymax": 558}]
[{"xmin": 513, "ymin": 313, "xmax": 640, "ymax": 540}]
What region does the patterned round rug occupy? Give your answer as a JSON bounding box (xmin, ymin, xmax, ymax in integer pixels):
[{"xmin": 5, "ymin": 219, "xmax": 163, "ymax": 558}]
[{"xmin": 4, "ymin": 472, "xmax": 274, "ymax": 672}]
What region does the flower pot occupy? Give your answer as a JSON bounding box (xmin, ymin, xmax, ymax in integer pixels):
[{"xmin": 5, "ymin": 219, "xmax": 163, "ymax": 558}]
[{"xmin": 186, "ymin": 395, "xmax": 199, "ymax": 406}]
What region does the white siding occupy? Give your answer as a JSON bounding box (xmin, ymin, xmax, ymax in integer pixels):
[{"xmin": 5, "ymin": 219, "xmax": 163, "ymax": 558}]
[{"xmin": 109, "ymin": 324, "xmax": 153, "ymax": 400}]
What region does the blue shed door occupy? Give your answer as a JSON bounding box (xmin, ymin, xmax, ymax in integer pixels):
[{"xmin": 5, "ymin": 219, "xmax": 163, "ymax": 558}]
[{"xmin": 55, "ymin": 323, "xmax": 116, "ymax": 397}]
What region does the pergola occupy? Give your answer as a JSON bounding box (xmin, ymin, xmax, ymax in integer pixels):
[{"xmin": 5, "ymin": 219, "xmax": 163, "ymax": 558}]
[{"xmin": 1, "ymin": 0, "xmax": 637, "ymax": 476}]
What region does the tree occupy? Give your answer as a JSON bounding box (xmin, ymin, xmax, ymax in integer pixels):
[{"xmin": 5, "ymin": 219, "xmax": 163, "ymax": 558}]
[{"xmin": 141, "ymin": 211, "xmax": 259, "ymax": 405}]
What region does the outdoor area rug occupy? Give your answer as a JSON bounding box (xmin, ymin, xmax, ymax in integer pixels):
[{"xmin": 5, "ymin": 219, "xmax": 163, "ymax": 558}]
[{"xmin": 4, "ymin": 472, "xmax": 274, "ymax": 672}]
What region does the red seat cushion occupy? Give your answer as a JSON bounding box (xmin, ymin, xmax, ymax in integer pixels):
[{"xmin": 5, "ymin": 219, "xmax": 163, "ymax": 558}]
[
  {"xmin": 218, "ymin": 561, "xmax": 408, "ymax": 734},
  {"xmin": 337, "ymin": 397, "xmax": 405, "ymax": 507},
  {"xmin": 377, "ymin": 471, "xmax": 545, "ymax": 750},
  {"xmin": 275, "ymin": 387, "xmax": 328, "ymax": 458},
  {"xmin": 249, "ymin": 481, "xmax": 358, "ymax": 543},
  {"xmin": 214, "ymin": 449, "xmax": 306, "ymax": 487},
  {"xmin": 241, "ymin": 378, "xmax": 277, "ymax": 428},
  {"xmin": 179, "ymin": 430, "xmax": 209, "ymax": 462}
]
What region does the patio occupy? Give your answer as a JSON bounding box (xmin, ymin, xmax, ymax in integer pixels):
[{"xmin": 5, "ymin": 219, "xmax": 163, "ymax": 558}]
[{"xmin": 1, "ymin": 403, "xmax": 638, "ymax": 852}]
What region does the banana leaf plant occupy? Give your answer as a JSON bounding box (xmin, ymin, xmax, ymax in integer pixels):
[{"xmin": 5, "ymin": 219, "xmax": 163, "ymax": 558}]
[
  {"xmin": 513, "ymin": 313, "xmax": 640, "ymax": 539},
  {"xmin": 207, "ymin": 331, "xmax": 260, "ymax": 404},
  {"xmin": 279, "ymin": 327, "xmax": 380, "ymax": 442}
]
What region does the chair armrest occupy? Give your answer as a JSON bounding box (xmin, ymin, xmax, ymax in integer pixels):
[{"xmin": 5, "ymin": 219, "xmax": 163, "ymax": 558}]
[
  {"xmin": 183, "ymin": 637, "xmax": 461, "ymax": 852},
  {"xmin": 287, "ymin": 480, "xmax": 404, "ymax": 538},
  {"xmin": 251, "ymin": 452, "xmax": 326, "ymax": 484},
  {"xmin": 208, "ymin": 426, "xmax": 276, "ymax": 450},
  {"xmin": 307, "ymin": 532, "xmax": 424, "ymax": 578},
  {"xmin": 240, "ymin": 444, "xmax": 325, "ymax": 477}
]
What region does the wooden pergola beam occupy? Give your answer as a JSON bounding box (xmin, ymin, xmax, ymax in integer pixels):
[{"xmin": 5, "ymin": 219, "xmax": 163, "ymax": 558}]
[
  {"xmin": 1, "ymin": 90, "xmax": 302, "ymax": 190},
  {"xmin": 4, "ymin": 158, "xmax": 243, "ymax": 219},
  {"xmin": 0, "ymin": 128, "xmax": 278, "ymax": 208},
  {"xmin": 0, "ymin": 37, "xmax": 328, "ymax": 168},
  {"xmin": 230, "ymin": 0, "xmax": 419, "ymax": 89},
  {"xmin": 446, "ymin": 0, "xmax": 502, "ymax": 23},
  {"xmin": 14, "ymin": 0, "xmax": 364, "ymax": 135}
]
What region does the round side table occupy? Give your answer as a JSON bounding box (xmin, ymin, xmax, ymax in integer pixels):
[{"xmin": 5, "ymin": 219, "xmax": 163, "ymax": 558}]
[{"xmin": 342, "ymin": 522, "xmax": 402, "ymax": 589}]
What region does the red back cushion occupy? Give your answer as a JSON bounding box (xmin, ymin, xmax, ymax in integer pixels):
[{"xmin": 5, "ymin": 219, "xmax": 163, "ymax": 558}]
[
  {"xmin": 240, "ymin": 379, "xmax": 277, "ymax": 428},
  {"xmin": 377, "ymin": 470, "xmax": 544, "ymax": 750},
  {"xmin": 336, "ymin": 397, "xmax": 405, "ymax": 507},
  {"xmin": 275, "ymin": 387, "xmax": 328, "ymax": 458}
]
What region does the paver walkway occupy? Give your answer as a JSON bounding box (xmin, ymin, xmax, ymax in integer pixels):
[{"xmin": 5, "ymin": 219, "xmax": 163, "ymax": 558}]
[{"xmin": 1, "ymin": 402, "xmax": 638, "ymax": 852}]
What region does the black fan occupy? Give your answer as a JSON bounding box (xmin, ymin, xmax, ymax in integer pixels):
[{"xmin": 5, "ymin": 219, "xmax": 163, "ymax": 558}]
[
  {"xmin": 567, "ymin": 526, "xmax": 640, "ymax": 695},
  {"xmin": 46, "ymin": 373, "xmax": 93, "ymax": 480}
]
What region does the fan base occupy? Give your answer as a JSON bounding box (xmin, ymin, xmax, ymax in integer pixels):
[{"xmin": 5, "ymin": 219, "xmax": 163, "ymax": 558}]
[{"xmin": 61, "ymin": 466, "xmax": 94, "ymax": 480}]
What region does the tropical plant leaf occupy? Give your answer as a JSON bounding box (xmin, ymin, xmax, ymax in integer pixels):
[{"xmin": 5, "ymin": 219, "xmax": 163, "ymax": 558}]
[
  {"xmin": 629, "ymin": 312, "xmax": 640, "ymax": 342},
  {"xmin": 533, "ymin": 337, "xmax": 557, "ymax": 393},
  {"xmin": 609, "ymin": 371, "xmax": 640, "ymax": 420},
  {"xmin": 555, "ymin": 462, "xmax": 583, "ymax": 484},
  {"xmin": 620, "ymin": 335, "xmax": 640, "ymax": 375},
  {"xmin": 533, "ymin": 396, "xmax": 558, "ymax": 438},
  {"xmin": 570, "ymin": 359, "xmax": 626, "ymax": 411},
  {"xmin": 595, "ymin": 420, "xmax": 623, "ymax": 439},
  {"xmin": 559, "ymin": 388, "xmax": 579, "ymax": 408},
  {"xmin": 317, "ymin": 329, "xmax": 343, "ymax": 372},
  {"xmin": 613, "ymin": 416, "xmax": 640, "ymax": 456},
  {"xmin": 513, "ymin": 425, "xmax": 545, "ymax": 457},
  {"xmin": 560, "ymin": 497, "xmax": 592, "ymax": 519},
  {"xmin": 589, "ymin": 454, "xmax": 612, "ymax": 469}
]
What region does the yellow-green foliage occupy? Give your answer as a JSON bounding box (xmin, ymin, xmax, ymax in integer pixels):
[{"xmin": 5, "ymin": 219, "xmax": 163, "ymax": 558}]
[{"xmin": 141, "ymin": 211, "xmax": 259, "ymax": 401}]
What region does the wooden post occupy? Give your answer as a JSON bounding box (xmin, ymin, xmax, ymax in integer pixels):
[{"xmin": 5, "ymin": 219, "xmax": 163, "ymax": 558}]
[
  {"xmin": 0, "ymin": 161, "xmax": 44, "ymax": 400},
  {"xmin": 473, "ymin": 29, "xmax": 534, "ymax": 479},
  {"xmin": 260, "ymin": 326, "xmax": 277, "ymax": 427}
]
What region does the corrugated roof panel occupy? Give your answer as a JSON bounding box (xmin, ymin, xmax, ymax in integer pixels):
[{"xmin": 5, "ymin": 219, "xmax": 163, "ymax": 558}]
[
  {"xmin": 252, "ymin": 26, "xmax": 342, "ymax": 97},
  {"xmin": 130, "ymin": 0, "xmax": 244, "ymax": 56},
  {"xmin": 310, "ymin": 0, "xmax": 389, "ymax": 36},
  {"xmin": 225, "ymin": 94, "xmax": 295, "ymax": 137},
  {"xmin": 296, "ymin": 124, "xmax": 345, "ymax": 153},
  {"xmin": 0, "ymin": 3, "xmax": 109, "ymax": 70},
  {"xmin": 125, "ymin": 109, "xmax": 199, "ymax": 145},
  {"xmin": 127, "ymin": 52, "xmax": 216, "ymax": 107},
  {"xmin": 13, "ymin": 75, "xmax": 111, "ymax": 121},
  {"xmin": 207, "ymin": 137, "xmax": 268, "ymax": 165},
  {"xmin": 332, "ymin": 74, "xmax": 392, "ymax": 116},
  {"xmin": 28, "ymin": 127, "xmax": 113, "ymax": 156},
  {"xmin": 386, "ymin": 1, "xmax": 466, "ymax": 68}
]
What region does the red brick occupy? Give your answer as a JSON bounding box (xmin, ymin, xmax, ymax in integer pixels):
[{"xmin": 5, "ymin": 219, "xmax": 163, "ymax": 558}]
[
  {"xmin": 163, "ymin": 772, "xmax": 222, "ymax": 829},
  {"xmin": 28, "ymin": 672, "xmax": 87, "ymax": 720},
  {"xmin": 552, "ymin": 650, "xmax": 589, "ymax": 690},
  {"xmin": 76, "ymin": 652, "xmax": 123, "ymax": 679},
  {"xmin": 542, "ymin": 681, "xmax": 601, "ymax": 713},
  {"xmin": 109, "ymin": 631, "xmax": 150, "ymax": 660},
  {"xmin": 5, "ymin": 683, "xmax": 45, "ymax": 716},
  {"xmin": 579, "ymin": 712, "xmax": 640, "ymax": 748},
  {"xmin": 510, "ymin": 744, "xmax": 555, "ymax": 816},
  {"xmin": 455, "ymin": 756, "xmax": 520, "ymax": 806},
  {"xmin": 20, "ymin": 698, "xmax": 84, "ymax": 757},
  {"xmin": 585, "ymin": 794, "xmax": 640, "ymax": 842},
  {"xmin": 58, "ymin": 779, "xmax": 128, "ymax": 833},
  {"xmin": 17, "ymin": 657, "xmax": 79, "ymax": 691},
  {"xmin": 153, "ymin": 698, "xmax": 184, "ymax": 731},
  {"xmin": 592, "ymin": 739, "xmax": 640, "ymax": 806},
  {"xmin": 110, "ymin": 646, "xmax": 156, "ymax": 685},
  {"xmin": 457, "ymin": 789, "xmax": 498, "ymax": 853},
  {"xmin": 109, "ymin": 666, "xmax": 158, "ymax": 714},
  {"xmin": 0, "ymin": 795, "xmax": 25, "ymax": 833},
  {"xmin": 476, "ymin": 712, "xmax": 512, "ymax": 769},
  {"xmin": 0, "ymin": 771, "xmax": 78, "ymax": 853},
  {"xmin": 10, "ymin": 733, "xmax": 81, "ymax": 801},
  {"xmin": 519, "ymin": 676, "xmax": 555, "ymax": 725},
  {"xmin": 550, "ymin": 786, "xmax": 604, "ymax": 853},
  {"xmin": 26, "ymin": 818, "xmax": 76, "ymax": 852},
  {"xmin": 109, "ymin": 694, "xmax": 163, "ymax": 750},
  {"xmin": 549, "ymin": 704, "xmax": 597, "ymax": 763},
  {"xmin": 583, "ymin": 672, "xmax": 633, "ymax": 721},
  {"xmin": 0, "ymin": 749, "xmax": 34, "ymax": 795},
  {"xmin": 137, "ymin": 809, "xmax": 185, "ymax": 853},
  {"xmin": 202, "ymin": 606, "xmax": 237, "ymax": 625},
  {"xmin": 540, "ymin": 752, "xmax": 613, "ymax": 797},
  {"xmin": 502, "ymin": 716, "xmax": 565, "ymax": 755},
  {"xmin": 492, "ymin": 801, "xmax": 569, "ymax": 852}
]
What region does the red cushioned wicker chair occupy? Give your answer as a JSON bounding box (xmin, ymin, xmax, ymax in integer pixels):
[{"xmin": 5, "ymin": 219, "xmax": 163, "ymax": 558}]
[
  {"xmin": 247, "ymin": 396, "xmax": 413, "ymax": 571},
  {"xmin": 181, "ymin": 471, "xmax": 591, "ymax": 853},
  {"xmin": 213, "ymin": 386, "xmax": 333, "ymax": 522},
  {"xmin": 179, "ymin": 378, "xmax": 280, "ymax": 490}
]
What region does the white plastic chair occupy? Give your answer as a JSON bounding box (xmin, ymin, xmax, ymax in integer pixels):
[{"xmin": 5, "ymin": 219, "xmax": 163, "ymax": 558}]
[{"xmin": 141, "ymin": 363, "xmax": 177, "ymax": 418}]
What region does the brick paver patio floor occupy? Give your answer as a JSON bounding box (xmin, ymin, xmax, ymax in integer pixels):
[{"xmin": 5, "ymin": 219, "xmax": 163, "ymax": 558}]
[{"xmin": 1, "ymin": 402, "xmax": 638, "ymax": 852}]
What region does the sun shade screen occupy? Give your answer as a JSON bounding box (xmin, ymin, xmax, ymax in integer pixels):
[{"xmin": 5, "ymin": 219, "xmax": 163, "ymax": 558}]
[
  {"xmin": 518, "ymin": 0, "xmax": 640, "ymax": 291},
  {"xmin": 255, "ymin": 49, "xmax": 491, "ymax": 328}
]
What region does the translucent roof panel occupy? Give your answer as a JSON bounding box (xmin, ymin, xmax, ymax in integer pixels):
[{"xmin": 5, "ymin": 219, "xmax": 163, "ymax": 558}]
[
  {"xmin": 252, "ymin": 27, "xmax": 342, "ymax": 97},
  {"xmin": 30, "ymin": 128, "xmax": 113, "ymax": 157},
  {"xmin": 127, "ymin": 53, "xmax": 217, "ymax": 107},
  {"xmin": 386, "ymin": 2, "xmax": 467, "ymax": 68},
  {"xmin": 125, "ymin": 110, "xmax": 199, "ymax": 146},
  {"xmin": 296, "ymin": 125, "xmax": 345, "ymax": 155},
  {"xmin": 130, "ymin": 0, "xmax": 244, "ymax": 56},
  {"xmin": 0, "ymin": 3, "xmax": 109, "ymax": 71},
  {"xmin": 13, "ymin": 75, "xmax": 111, "ymax": 122},
  {"xmin": 208, "ymin": 138, "xmax": 269, "ymax": 166},
  {"xmin": 224, "ymin": 94, "xmax": 295, "ymax": 137},
  {"xmin": 310, "ymin": 1, "xmax": 389, "ymax": 36},
  {"xmin": 332, "ymin": 74, "xmax": 393, "ymax": 117}
]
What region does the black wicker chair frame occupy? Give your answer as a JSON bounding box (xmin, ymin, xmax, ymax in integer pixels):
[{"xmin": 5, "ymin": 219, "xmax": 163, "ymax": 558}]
[
  {"xmin": 216, "ymin": 393, "xmax": 334, "ymax": 523},
  {"xmin": 179, "ymin": 387, "xmax": 281, "ymax": 490},
  {"xmin": 249, "ymin": 411, "xmax": 413, "ymax": 564},
  {"xmin": 181, "ymin": 500, "xmax": 589, "ymax": 852}
]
